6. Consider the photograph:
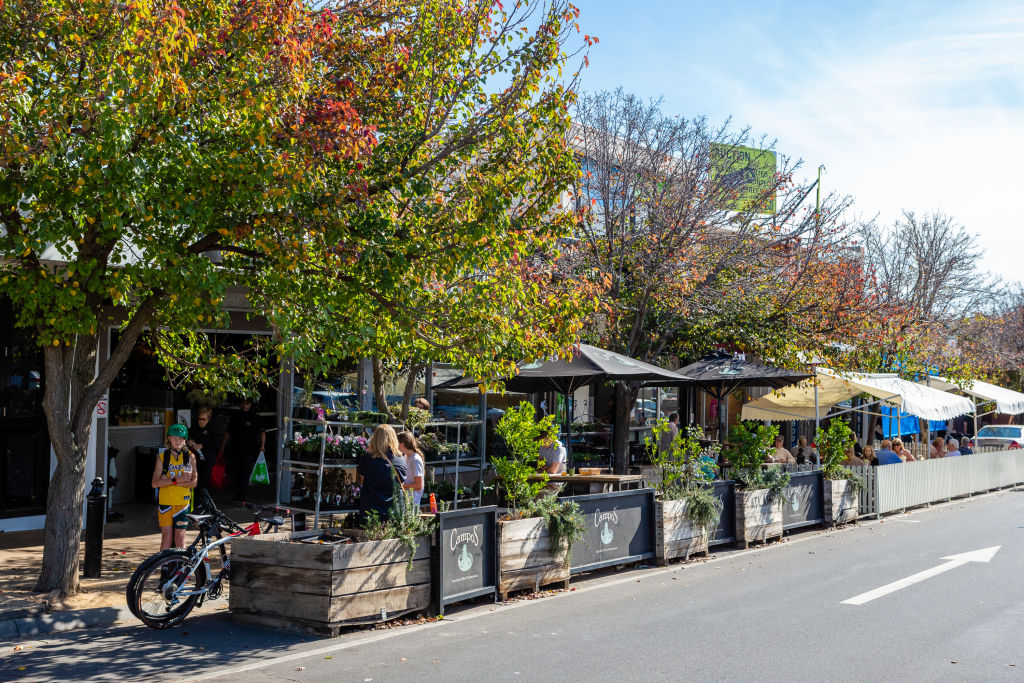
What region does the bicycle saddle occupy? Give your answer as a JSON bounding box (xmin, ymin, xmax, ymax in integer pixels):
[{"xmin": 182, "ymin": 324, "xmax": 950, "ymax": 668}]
[
  {"xmin": 262, "ymin": 515, "xmax": 285, "ymax": 528},
  {"xmin": 185, "ymin": 513, "xmax": 212, "ymax": 524}
]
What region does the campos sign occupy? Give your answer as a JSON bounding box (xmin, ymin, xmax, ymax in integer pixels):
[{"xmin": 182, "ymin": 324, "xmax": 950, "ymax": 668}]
[
  {"xmin": 566, "ymin": 489, "xmax": 655, "ymax": 574},
  {"xmin": 710, "ymin": 143, "xmax": 777, "ymax": 214},
  {"xmin": 435, "ymin": 506, "xmax": 498, "ymax": 615}
]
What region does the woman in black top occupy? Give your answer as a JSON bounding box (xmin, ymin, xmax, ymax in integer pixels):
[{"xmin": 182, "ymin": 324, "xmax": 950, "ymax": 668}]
[{"xmin": 357, "ymin": 424, "xmax": 408, "ymax": 527}]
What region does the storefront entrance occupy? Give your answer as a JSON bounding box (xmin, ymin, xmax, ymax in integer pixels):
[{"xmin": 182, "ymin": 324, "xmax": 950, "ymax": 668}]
[{"xmin": 0, "ymin": 299, "xmax": 50, "ymax": 518}]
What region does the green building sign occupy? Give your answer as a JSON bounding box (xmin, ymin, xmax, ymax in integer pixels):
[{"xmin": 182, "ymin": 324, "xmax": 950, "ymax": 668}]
[{"xmin": 710, "ymin": 143, "xmax": 777, "ymax": 214}]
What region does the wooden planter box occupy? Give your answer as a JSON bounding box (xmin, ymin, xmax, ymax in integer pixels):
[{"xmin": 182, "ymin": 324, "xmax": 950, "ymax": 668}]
[
  {"xmin": 823, "ymin": 478, "xmax": 859, "ymax": 526},
  {"xmin": 734, "ymin": 488, "xmax": 783, "ymax": 548},
  {"xmin": 654, "ymin": 499, "xmax": 708, "ymax": 564},
  {"xmin": 229, "ymin": 529, "xmax": 431, "ymax": 636},
  {"xmin": 497, "ymin": 516, "xmax": 569, "ymax": 600}
]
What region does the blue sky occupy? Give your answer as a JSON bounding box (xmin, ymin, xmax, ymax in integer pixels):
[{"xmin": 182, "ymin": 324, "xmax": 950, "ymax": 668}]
[{"xmin": 574, "ymin": 1, "xmax": 1024, "ymax": 285}]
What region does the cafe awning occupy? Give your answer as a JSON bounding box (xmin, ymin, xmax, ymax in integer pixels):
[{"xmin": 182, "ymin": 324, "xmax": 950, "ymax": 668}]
[
  {"xmin": 741, "ymin": 368, "xmax": 975, "ymax": 422},
  {"xmin": 922, "ymin": 376, "xmax": 1024, "ymax": 416}
]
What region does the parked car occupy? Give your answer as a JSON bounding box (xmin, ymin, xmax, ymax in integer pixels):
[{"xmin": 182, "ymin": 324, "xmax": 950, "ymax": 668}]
[
  {"xmin": 974, "ymin": 425, "xmax": 1024, "ymax": 450},
  {"xmin": 292, "ymin": 387, "xmax": 356, "ymax": 412}
]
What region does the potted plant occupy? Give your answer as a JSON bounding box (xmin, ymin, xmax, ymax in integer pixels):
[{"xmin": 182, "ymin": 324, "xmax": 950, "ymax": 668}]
[
  {"xmin": 723, "ymin": 422, "xmax": 790, "ymax": 549},
  {"xmin": 816, "ymin": 419, "xmax": 862, "ymax": 526},
  {"xmin": 230, "ymin": 487, "xmax": 434, "ymax": 635},
  {"xmin": 492, "ymin": 402, "xmax": 586, "ymax": 599},
  {"xmin": 645, "ymin": 420, "xmax": 722, "ymax": 563}
]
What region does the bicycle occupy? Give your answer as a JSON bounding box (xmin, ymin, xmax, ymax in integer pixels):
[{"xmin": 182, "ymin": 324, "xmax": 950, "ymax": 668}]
[{"xmin": 125, "ymin": 489, "xmax": 289, "ymax": 629}]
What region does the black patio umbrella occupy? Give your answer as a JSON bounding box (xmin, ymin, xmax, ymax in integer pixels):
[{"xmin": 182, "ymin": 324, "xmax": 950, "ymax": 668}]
[
  {"xmin": 654, "ymin": 350, "xmax": 812, "ymax": 438},
  {"xmin": 436, "ymin": 344, "xmax": 684, "ymax": 463},
  {"xmin": 437, "ymin": 344, "xmax": 684, "ymax": 394}
]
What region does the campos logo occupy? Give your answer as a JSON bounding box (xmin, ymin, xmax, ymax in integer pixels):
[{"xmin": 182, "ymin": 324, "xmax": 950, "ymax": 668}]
[
  {"xmin": 450, "ymin": 527, "xmax": 480, "ymax": 572},
  {"xmin": 595, "ymin": 507, "xmax": 619, "ymax": 545}
]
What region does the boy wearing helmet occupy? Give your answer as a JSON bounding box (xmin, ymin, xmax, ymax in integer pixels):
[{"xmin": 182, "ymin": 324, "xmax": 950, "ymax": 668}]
[{"xmin": 152, "ymin": 423, "xmax": 198, "ymax": 550}]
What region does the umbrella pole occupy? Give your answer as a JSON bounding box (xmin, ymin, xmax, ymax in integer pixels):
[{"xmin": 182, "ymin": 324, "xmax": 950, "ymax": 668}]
[
  {"xmin": 813, "ymin": 382, "xmax": 820, "ymax": 466},
  {"xmin": 564, "ymin": 390, "xmax": 573, "ymax": 469}
]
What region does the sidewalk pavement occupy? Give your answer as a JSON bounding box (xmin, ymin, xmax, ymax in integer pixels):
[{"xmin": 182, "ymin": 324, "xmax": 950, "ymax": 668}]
[{"xmin": 0, "ymin": 493, "xmax": 287, "ymax": 640}]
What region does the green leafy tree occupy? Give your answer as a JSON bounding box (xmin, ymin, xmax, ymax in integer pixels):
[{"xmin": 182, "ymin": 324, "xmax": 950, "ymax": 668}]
[
  {"xmin": 0, "ymin": 0, "xmax": 591, "ymax": 597},
  {"xmin": 494, "ymin": 401, "xmax": 556, "ymax": 511}
]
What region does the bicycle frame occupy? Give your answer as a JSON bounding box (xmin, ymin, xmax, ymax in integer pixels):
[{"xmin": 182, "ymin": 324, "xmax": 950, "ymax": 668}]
[{"xmin": 163, "ymin": 519, "xmax": 261, "ymax": 601}]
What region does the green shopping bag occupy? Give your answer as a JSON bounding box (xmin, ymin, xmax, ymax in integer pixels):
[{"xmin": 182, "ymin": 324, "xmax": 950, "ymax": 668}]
[{"xmin": 249, "ymin": 452, "xmax": 271, "ymax": 485}]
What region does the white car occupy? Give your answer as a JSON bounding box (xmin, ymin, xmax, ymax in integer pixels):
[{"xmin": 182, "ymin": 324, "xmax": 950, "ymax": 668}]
[{"xmin": 974, "ymin": 425, "xmax": 1024, "ymax": 450}]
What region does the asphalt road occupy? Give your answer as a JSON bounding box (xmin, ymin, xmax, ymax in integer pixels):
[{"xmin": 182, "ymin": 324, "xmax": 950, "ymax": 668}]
[{"xmin": 3, "ymin": 489, "xmax": 1023, "ymax": 682}]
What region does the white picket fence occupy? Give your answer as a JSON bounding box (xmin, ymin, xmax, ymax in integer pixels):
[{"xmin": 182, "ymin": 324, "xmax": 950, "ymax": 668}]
[{"xmin": 852, "ymin": 449, "xmax": 1024, "ymax": 518}]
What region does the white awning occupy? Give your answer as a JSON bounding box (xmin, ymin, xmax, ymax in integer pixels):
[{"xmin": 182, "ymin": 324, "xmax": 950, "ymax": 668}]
[
  {"xmin": 741, "ymin": 368, "xmax": 975, "ymax": 422},
  {"xmin": 922, "ymin": 376, "xmax": 1024, "ymax": 416}
]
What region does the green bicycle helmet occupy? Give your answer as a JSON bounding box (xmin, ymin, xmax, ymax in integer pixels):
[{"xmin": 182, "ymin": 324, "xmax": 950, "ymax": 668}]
[{"xmin": 167, "ymin": 423, "xmax": 188, "ymax": 439}]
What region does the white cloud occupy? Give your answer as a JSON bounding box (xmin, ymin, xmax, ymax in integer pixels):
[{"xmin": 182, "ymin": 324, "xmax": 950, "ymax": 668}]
[{"xmin": 723, "ymin": 5, "xmax": 1024, "ymax": 283}]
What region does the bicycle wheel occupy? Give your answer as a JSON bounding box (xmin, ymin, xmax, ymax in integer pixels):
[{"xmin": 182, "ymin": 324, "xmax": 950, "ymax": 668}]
[{"xmin": 126, "ymin": 549, "xmax": 209, "ymax": 629}]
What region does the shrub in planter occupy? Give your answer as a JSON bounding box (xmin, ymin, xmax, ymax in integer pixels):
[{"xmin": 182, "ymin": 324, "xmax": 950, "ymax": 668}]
[
  {"xmin": 724, "ymin": 422, "xmax": 789, "ymax": 547},
  {"xmin": 493, "ymin": 402, "xmax": 585, "ymax": 597},
  {"xmin": 817, "ymin": 418, "xmax": 862, "ymax": 526},
  {"xmin": 645, "ymin": 421, "xmax": 722, "ymax": 563},
  {"xmin": 230, "ymin": 523, "xmax": 432, "ymax": 635}
]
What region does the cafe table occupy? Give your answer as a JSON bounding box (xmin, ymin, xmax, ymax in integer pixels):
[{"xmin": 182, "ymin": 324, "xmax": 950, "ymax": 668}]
[{"xmin": 526, "ymin": 472, "xmax": 646, "ymax": 495}]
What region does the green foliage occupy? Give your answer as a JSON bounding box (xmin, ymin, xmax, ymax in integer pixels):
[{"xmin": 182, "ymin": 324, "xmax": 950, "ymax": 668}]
[
  {"xmin": 361, "ymin": 485, "xmax": 437, "ymax": 570},
  {"xmin": 645, "ymin": 420, "xmax": 719, "ymax": 499},
  {"xmin": 681, "ymin": 487, "xmax": 722, "ymax": 533},
  {"xmin": 389, "ymin": 405, "xmax": 431, "ymax": 431},
  {"xmin": 724, "ymin": 422, "xmax": 790, "ymax": 498},
  {"xmin": 642, "ymin": 421, "xmax": 723, "ymax": 532},
  {"xmin": 493, "ymin": 402, "xmax": 557, "ymax": 512},
  {"xmin": 724, "ymin": 421, "xmax": 778, "ymax": 473},
  {"xmin": 816, "ymin": 418, "xmax": 865, "ymax": 492},
  {"xmin": 818, "ymin": 418, "xmax": 853, "ymax": 478},
  {"xmin": 353, "ymin": 411, "xmax": 389, "ymax": 425},
  {"xmin": 523, "ymin": 496, "xmax": 586, "ymax": 565}
]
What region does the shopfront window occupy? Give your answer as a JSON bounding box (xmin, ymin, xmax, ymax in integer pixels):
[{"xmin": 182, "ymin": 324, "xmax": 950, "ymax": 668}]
[{"xmin": 0, "ymin": 298, "xmax": 50, "ymax": 517}]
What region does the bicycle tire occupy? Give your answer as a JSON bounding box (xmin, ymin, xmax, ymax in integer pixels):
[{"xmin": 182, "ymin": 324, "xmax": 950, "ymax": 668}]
[{"xmin": 126, "ymin": 548, "xmax": 209, "ymax": 629}]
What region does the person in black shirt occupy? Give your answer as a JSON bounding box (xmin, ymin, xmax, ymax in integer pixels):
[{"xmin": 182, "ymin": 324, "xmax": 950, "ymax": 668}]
[
  {"xmin": 187, "ymin": 407, "xmax": 220, "ymax": 493},
  {"xmin": 220, "ymin": 398, "xmax": 265, "ymax": 501},
  {"xmin": 357, "ymin": 424, "xmax": 408, "ymax": 527}
]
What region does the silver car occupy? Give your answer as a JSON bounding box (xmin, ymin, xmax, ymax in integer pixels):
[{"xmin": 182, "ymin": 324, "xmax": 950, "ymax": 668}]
[{"xmin": 974, "ymin": 425, "xmax": 1024, "ymax": 450}]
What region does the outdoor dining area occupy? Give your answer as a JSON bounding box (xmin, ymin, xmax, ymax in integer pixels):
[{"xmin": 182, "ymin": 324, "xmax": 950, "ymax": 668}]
[{"xmin": 442, "ymin": 344, "xmax": 1024, "ymax": 479}]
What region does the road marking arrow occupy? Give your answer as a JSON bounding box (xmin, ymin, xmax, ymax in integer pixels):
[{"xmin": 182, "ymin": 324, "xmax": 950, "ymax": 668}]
[{"xmin": 842, "ymin": 546, "xmax": 1001, "ymax": 606}]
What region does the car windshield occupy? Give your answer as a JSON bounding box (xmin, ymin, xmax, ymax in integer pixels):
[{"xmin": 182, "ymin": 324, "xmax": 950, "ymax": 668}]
[{"xmin": 977, "ymin": 426, "xmax": 1023, "ymax": 439}]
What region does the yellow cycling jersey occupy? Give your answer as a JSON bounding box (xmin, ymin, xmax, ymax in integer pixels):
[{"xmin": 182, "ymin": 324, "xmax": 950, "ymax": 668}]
[{"xmin": 157, "ymin": 448, "xmax": 194, "ymax": 506}]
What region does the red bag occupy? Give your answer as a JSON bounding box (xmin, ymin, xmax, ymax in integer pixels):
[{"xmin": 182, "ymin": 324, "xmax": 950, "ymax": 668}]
[{"xmin": 210, "ymin": 454, "xmax": 228, "ymax": 491}]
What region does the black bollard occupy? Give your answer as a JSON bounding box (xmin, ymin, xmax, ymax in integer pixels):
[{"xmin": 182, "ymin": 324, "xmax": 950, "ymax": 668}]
[
  {"xmin": 84, "ymin": 477, "xmax": 106, "ymax": 578},
  {"xmin": 293, "ymin": 512, "xmax": 307, "ymax": 532}
]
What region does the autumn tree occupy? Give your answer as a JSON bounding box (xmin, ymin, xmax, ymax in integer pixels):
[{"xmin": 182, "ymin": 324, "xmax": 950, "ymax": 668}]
[
  {"xmin": 850, "ymin": 210, "xmax": 1002, "ymax": 379},
  {"xmin": 0, "ymin": 0, "xmax": 591, "ymax": 597},
  {"xmin": 560, "ymin": 89, "xmax": 872, "ymax": 470}
]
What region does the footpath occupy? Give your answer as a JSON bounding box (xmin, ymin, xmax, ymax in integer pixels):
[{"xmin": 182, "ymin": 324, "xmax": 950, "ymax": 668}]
[{"xmin": 0, "ymin": 497, "xmax": 280, "ymax": 640}]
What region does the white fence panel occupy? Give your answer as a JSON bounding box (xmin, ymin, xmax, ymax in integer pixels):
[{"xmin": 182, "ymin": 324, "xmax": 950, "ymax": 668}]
[{"xmin": 869, "ymin": 449, "xmax": 1023, "ymax": 516}]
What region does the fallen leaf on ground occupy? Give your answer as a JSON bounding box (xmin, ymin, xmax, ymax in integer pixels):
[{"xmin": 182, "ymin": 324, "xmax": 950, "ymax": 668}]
[{"xmin": 296, "ymin": 666, "xmax": 305, "ymax": 671}]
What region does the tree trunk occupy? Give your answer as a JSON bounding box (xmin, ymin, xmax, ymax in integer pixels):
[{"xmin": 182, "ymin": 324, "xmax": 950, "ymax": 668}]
[
  {"xmin": 371, "ymin": 357, "xmax": 391, "ymax": 420},
  {"xmin": 34, "ymin": 336, "xmax": 99, "ymax": 597},
  {"xmin": 399, "ymin": 362, "xmax": 425, "ymax": 423},
  {"xmin": 612, "ymin": 382, "xmax": 638, "ymax": 474},
  {"xmin": 34, "ymin": 299, "xmax": 157, "ymax": 597}
]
